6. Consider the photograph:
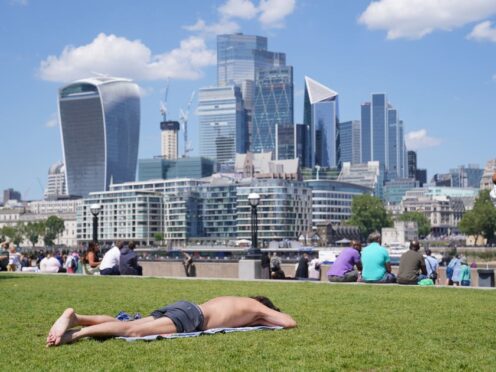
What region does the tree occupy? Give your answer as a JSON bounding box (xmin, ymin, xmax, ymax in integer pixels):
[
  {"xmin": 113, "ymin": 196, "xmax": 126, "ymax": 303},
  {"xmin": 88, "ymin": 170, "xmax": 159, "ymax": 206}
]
[
  {"xmin": 23, "ymin": 221, "xmax": 46, "ymax": 248},
  {"xmin": 459, "ymin": 190, "xmax": 496, "ymax": 246},
  {"xmin": 347, "ymin": 194, "xmax": 392, "ymax": 238},
  {"xmin": 44, "ymin": 216, "xmax": 65, "ymax": 247},
  {"xmin": 398, "ymin": 211, "xmax": 431, "ymax": 238},
  {"xmin": 1, "ymin": 226, "xmax": 17, "ymax": 242},
  {"xmin": 154, "ymin": 232, "xmax": 164, "ymax": 246}
]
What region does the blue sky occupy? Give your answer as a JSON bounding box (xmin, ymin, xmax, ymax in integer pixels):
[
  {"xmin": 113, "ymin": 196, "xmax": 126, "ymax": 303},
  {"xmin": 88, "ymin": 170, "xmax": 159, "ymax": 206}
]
[{"xmin": 1, "ymin": 0, "xmax": 495, "ymax": 200}]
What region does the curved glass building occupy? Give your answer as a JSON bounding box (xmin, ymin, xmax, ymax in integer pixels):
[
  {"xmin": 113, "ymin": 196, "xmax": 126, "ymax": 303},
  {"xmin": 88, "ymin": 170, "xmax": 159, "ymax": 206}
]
[{"xmin": 58, "ymin": 77, "xmax": 140, "ymax": 197}]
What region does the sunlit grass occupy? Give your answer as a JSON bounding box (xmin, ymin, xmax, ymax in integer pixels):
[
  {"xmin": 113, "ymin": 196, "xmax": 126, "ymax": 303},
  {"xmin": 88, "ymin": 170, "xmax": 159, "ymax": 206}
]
[{"xmin": 1, "ymin": 273, "xmax": 495, "ymax": 371}]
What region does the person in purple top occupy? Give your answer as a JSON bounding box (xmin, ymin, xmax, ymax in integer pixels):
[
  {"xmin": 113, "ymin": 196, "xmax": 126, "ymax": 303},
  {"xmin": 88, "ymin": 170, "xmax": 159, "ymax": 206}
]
[{"xmin": 327, "ymin": 241, "xmax": 362, "ymax": 282}]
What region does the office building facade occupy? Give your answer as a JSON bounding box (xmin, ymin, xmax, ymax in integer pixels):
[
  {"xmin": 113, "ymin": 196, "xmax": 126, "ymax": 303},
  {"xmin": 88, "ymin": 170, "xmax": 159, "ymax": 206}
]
[
  {"xmin": 251, "ymin": 66, "xmax": 294, "ymax": 154},
  {"xmin": 303, "ymin": 76, "xmax": 340, "ymax": 168},
  {"xmin": 44, "ymin": 162, "xmax": 67, "ymax": 200},
  {"xmin": 197, "ymin": 86, "xmax": 247, "ymax": 165},
  {"xmin": 59, "ymin": 77, "xmax": 140, "ymax": 197},
  {"xmin": 138, "ymin": 157, "xmax": 215, "ymax": 181},
  {"xmin": 339, "ymin": 120, "xmax": 361, "ymax": 165},
  {"xmin": 160, "ymin": 120, "xmax": 180, "ymax": 160}
]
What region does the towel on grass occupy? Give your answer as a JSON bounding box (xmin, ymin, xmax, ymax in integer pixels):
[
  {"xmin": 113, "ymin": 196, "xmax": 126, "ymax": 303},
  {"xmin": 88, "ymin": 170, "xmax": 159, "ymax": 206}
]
[{"xmin": 117, "ymin": 326, "xmax": 283, "ymax": 342}]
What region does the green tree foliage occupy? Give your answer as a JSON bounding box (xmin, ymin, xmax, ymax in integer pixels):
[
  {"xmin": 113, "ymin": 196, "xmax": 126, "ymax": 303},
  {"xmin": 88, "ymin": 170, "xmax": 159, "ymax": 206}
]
[
  {"xmin": 459, "ymin": 190, "xmax": 496, "ymax": 246},
  {"xmin": 348, "ymin": 194, "xmax": 392, "ymax": 238},
  {"xmin": 154, "ymin": 232, "xmax": 164, "ymax": 245},
  {"xmin": 398, "ymin": 211, "xmax": 431, "ymax": 238},
  {"xmin": 44, "ymin": 216, "xmax": 65, "ymax": 247},
  {"xmin": 23, "ymin": 221, "xmax": 46, "ymax": 248}
]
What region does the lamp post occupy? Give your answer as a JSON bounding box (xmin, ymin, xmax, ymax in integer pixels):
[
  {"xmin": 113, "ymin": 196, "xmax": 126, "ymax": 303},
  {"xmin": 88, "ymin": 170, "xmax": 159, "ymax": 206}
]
[
  {"xmin": 90, "ymin": 204, "xmax": 102, "ymax": 243},
  {"xmin": 246, "ymin": 193, "xmax": 261, "ymax": 258}
]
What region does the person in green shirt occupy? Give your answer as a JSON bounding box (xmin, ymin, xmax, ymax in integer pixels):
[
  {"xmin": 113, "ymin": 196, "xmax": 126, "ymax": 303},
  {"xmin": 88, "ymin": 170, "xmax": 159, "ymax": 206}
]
[
  {"xmin": 361, "ymin": 232, "xmax": 396, "ymax": 283},
  {"xmin": 459, "ymin": 256, "xmax": 471, "ymax": 287}
]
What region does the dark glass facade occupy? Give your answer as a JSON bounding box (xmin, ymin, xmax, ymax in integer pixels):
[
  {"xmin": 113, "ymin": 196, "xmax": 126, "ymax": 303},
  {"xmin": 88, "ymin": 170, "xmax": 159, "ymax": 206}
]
[{"xmin": 138, "ymin": 157, "xmax": 215, "ymax": 181}]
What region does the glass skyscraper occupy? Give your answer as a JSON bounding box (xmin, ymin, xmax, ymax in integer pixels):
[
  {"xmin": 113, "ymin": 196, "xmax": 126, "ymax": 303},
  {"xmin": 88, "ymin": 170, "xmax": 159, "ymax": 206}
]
[
  {"xmin": 360, "ymin": 102, "xmax": 371, "ymax": 162},
  {"xmin": 303, "ymin": 76, "xmax": 340, "ymax": 168},
  {"xmin": 217, "ymin": 33, "xmax": 286, "ymax": 148},
  {"xmin": 197, "ymin": 86, "xmax": 246, "ymax": 164},
  {"xmin": 59, "ymin": 77, "xmax": 140, "ymax": 197},
  {"xmin": 339, "ymin": 120, "xmax": 361, "ymax": 165},
  {"xmin": 251, "ymin": 66, "xmax": 293, "ymax": 155}
]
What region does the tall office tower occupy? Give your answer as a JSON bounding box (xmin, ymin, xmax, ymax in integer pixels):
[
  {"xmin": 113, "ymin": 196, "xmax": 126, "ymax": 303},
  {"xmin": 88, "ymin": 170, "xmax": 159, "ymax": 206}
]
[
  {"xmin": 360, "ymin": 102, "xmax": 371, "ymax": 162},
  {"xmin": 387, "ymin": 108, "xmax": 401, "ymax": 180},
  {"xmin": 197, "ymin": 86, "xmax": 246, "ymax": 165},
  {"xmin": 251, "ymin": 66, "xmax": 294, "ymax": 154},
  {"xmin": 408, "ymin": 151, "xmax": 417, "ymax": 178},
  {"xmin": 3, "ymin": 188, "xmax": 21, "ymax": 203},
  {"xmin": 295, "ymin": 123, "xmax": 310, "ymax": 167},
  {"xmin": 59, "ymin": 77, "xmax": 140, "ymax": 197},
  {"xmin": 217, "ymin": 33, "xmax": 286, "ymax": 147},
  {"xmin": 160, "ymin": 121, "xmax": 180, "ymax": 160},
  {"xmin": 303, "ymin": 76, "xmax": 340, "ymax": 168},
  {"xmin": 275, "ymin": 123, "xmax": 295, "ymax": 160},
  {"xmin": 416, "ymin": 169, "xmax": 427, "ymax": 187},
  {"xmin": 339, "ymin": 120, "xmax": 361, "ymax": 164},
  {"xmin": 44, "ymin": 162, "xmax": 67, "ymax": 200}
]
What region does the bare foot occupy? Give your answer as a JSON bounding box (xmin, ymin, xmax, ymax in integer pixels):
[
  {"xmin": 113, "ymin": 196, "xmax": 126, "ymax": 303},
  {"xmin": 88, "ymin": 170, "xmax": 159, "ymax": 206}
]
[
  {"xmin": 46, "ymin": 308, "xmax": 79, "ymax": 346},
  {"xmin": 47, "ymin": 329, "xmax": 79, "ymax": 347}
]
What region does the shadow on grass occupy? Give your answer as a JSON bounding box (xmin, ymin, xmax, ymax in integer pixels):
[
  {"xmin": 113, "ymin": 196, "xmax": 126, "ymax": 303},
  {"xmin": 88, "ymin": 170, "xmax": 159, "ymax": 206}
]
[{"xmin": 0, "ymin": 273, "xmax": 32, "ymax": 281}]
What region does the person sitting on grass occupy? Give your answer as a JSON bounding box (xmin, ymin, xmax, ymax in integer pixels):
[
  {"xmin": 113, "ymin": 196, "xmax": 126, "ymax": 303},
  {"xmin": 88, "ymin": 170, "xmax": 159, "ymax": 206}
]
[
  {"xmin": 327, "ymin": 240, "xmax": 362, "ymax": 282},
  {"xmin": 360, "ymin": 232, "xmax": 396, "ymax": 283},
  {"xmin": 459, "ymin": 256, "xmax": 471, "ymax": 287},
  {"xmin": 397, "ymin": 240, "xmax": 427, "ymax": 285},
  {"xmin": 46, "ymin": 296, "xmax": 297, "ymax": 347}
]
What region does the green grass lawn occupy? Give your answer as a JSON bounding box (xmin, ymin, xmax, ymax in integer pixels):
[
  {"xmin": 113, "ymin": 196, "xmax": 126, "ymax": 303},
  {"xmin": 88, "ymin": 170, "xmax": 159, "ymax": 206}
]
[{"xmin": 1, "ymin": 274, "xmax": 495, "ymax": 371}]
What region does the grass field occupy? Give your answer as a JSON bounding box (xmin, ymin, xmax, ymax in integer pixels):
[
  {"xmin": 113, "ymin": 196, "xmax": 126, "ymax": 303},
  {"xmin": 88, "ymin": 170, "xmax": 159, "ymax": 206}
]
[{"xmin": 1, "ymin": 273, "xmax": 495, "ymax": 371}]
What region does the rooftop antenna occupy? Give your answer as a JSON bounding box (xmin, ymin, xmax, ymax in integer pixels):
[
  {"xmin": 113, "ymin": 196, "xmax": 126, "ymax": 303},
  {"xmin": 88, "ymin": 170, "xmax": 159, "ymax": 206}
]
[
  {"xmin": 180, "ymin": 90, "xmax": 196, "ymax": 157},
  {"xmin": 159, "ymin": 78, "xmax": 170, "ymax": 122}
]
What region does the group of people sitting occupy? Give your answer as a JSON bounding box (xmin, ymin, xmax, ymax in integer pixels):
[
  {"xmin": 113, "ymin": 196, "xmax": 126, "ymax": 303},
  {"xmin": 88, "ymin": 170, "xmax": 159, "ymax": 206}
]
[
  {"xmin": 327, "ymin": 231, "xmax": 471, "ymax": 286},
  {"xmin": 83, "ymin": 240, "xmax": 142, "ymax": 276}
]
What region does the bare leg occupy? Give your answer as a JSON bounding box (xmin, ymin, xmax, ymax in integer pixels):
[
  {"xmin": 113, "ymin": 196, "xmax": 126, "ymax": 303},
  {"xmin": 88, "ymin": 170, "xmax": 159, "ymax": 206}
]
[{"xmin": 52, "ymin": 317, "xmax": 177, "ymax": 346}]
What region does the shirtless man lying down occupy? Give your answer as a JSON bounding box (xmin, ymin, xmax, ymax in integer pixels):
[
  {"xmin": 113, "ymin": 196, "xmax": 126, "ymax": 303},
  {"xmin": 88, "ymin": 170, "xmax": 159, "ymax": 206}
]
[{"xmin": 46, "ymin": 296, "xmax": 297, "ymax": 347}]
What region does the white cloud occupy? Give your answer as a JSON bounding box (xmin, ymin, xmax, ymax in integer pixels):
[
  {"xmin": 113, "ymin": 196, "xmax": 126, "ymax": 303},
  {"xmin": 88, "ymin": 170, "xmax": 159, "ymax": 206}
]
[
  {"xmin": 358, "ymin": 0, "xmax": 496, "ymax": 40},
  {"xmin": 405, "ymin": 129, "xmax": 441, "ymax": 150},
  {"xmin": 258, "ymin": 0, "xmax": 296, "ymax": 28},
  {"xmin": 467, "ymin": 20, "xmax": 496, "ymax": 42},
  {"xmin": 10, "ymin": 0, "xmax": 28, "ymax": 6},
  {"xmin": 219, "ymin": 0, "xmax": 259, "ymax": 20},
  {"xmin": 186, "ymin": 0, "xmax": 296, "ymax": 34},
  {"xmin": 183, "ymin": 19, "xmax": 241, "ymax": 36},
  {"xmin": 45, "ymin": 113, "xmax": 58, "ymax": 128},
  {"xmin": 39, "ymin": 33, "xmax": 216, "ymax": 83}
]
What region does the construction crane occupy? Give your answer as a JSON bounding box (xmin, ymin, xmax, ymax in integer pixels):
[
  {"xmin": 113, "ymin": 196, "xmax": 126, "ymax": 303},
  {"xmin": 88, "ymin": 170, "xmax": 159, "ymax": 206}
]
[
  {"xmin": 180, "ymin": 91, "xmax": 195, "ymax": 158},
  {"xmin": 159, "ymin": 78, "xmax": 170, "ymax": 122}
]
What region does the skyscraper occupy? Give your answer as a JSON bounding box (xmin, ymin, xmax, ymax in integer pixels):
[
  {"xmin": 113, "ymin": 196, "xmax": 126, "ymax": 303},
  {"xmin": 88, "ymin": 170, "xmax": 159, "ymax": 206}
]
[
  {"xmin": 44, "ymin": 162, "xmax": 67, "ymax": 200},
  {"xmin": 303, "ymin": 76, "xmax": 340, "ymax": 168},
  {"xmin": 217, "ymin": 33, "xmax": 286, "ymax": 147},
  {"xmin": 59, "ymin": 77, "xmax": 140, "ymax": 197},
  {"xmin": 251, "ymin": 66, "xmax": 294, "ymax": 155},
  {"xmin": 362, "ymin": 94, "xmax": 406, "ymax": 178},
  {"xmin": 408, "ymin": 150, "xmax": 417, "ymax": 178},
  {"xmin": 339, "ymin": 120, "xmax": 361, "ymax": 164},
  {"xmin": 197, "ymin": 86, "xmax": 246, "ymax": 164},
  {"xmin": 160, "ymin": 120, "xmax": 180, "ymax": 160}
]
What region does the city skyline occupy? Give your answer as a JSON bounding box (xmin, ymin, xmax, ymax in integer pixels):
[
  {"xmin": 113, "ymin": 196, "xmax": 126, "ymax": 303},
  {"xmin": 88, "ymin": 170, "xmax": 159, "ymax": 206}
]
[{"xmin": 1, "ymin": 0, "xmax": 496, "ymax": 200}]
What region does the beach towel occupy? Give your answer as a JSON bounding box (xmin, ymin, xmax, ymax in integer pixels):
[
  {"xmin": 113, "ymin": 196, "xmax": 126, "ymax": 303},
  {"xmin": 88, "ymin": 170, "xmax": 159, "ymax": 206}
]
[{"xmin": 117, "ymin": 326, "xmax": 283, "ymax": 342}]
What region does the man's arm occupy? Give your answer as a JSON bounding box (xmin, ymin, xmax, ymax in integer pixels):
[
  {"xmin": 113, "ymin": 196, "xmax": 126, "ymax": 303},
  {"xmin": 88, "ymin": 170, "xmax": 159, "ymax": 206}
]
[
  {"xmin": 385, "ymin": 262, "xmax": 392, "ymax": 273},
  {"xmin": 420, "ymin": 257, "xmax": 427, "ymax": 275},
  {"xmin": 257, "ymin": 307, "xmax": 297, "ymax": 329}
]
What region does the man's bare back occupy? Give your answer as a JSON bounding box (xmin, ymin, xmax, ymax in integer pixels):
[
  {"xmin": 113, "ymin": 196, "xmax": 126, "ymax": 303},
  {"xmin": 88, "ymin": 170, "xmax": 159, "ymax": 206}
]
[
  {"xmin": 46, "ymin": 296, "xmax": 296, "ymax": 347},
  {"xmin": 199, "ymin": 296, "xmax": 296, "ymax": 329}
]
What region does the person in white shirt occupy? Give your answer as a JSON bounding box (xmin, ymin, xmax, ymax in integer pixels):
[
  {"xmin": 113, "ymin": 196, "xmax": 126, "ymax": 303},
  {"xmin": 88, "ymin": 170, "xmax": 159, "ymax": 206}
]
[
  {"xmin": 99, "ymin": 242, "xmax": 122, "ymax": 275},
  {"xmin": 7, "ymin": 244, "xmax": 21, "ymax": 272},
  {"xmin": 424, "ymin": 248, "xmax": 439, "ymax": 284},
  {"xmin": 40, "ymin": 253, "xmax": 62, "ymax": 273}
]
